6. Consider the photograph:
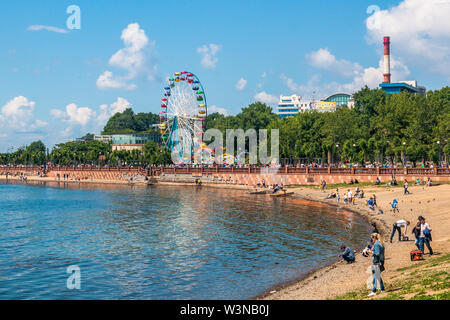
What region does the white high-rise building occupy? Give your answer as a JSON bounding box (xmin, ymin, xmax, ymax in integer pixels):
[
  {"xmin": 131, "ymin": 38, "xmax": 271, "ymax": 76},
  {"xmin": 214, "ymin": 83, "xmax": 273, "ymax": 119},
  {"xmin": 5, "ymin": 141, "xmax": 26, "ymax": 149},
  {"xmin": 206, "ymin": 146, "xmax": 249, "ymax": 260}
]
[{"xmin": 277, "ymin": 95, "xmax": 313, "ymax": 118}]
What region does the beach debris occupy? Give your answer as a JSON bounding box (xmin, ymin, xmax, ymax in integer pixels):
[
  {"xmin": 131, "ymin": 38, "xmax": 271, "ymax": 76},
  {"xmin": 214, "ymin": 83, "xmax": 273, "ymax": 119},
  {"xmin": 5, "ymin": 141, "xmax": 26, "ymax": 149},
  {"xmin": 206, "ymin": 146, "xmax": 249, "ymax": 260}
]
[{"xmin": 270, "ymin": 290, "xmax": 277, "ymax": 294}]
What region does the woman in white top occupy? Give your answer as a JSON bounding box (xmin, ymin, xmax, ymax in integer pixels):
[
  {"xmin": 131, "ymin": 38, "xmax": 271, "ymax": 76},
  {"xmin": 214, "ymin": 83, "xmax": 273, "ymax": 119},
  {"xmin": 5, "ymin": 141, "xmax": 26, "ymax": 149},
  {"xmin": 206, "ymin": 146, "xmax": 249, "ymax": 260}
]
[
  {"xmin": 390, "ymin": 219, "xmax": 410, "ymax": 243},
  {"xmin": 417, "ymin": 216, "xmax": 433, "ymax": 255}
]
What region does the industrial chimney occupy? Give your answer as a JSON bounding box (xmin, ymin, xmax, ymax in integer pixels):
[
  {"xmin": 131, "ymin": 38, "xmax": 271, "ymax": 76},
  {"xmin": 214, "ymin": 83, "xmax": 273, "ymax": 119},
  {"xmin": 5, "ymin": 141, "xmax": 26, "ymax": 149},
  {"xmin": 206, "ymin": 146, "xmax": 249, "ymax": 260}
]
[{"xmin": 383, "ymin": 36, "xmax": 391, "ymax": 83}]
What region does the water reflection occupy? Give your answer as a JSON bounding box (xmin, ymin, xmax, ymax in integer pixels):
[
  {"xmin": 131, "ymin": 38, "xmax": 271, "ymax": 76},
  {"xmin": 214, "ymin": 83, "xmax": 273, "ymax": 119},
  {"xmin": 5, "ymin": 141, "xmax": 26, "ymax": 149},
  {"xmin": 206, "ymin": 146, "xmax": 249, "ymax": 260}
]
[{"xmin": 0, "ymin": 181, "xmax": 370, "ymax": 299}]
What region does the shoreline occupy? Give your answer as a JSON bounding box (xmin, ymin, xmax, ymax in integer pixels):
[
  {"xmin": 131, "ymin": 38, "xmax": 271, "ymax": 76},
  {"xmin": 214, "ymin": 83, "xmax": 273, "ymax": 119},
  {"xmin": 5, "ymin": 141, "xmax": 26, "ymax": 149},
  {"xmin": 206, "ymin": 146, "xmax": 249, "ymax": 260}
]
[
  {"xmin": 254, "ymin": 192, "xmax": 387, "ymax": 300},
  {"xmin": 2, "ymin": 175, "xmax": 448, "ymax": 299},
  {"xmin": 258, "ymin": 184, "xmax": 450, "ymax": 300}
]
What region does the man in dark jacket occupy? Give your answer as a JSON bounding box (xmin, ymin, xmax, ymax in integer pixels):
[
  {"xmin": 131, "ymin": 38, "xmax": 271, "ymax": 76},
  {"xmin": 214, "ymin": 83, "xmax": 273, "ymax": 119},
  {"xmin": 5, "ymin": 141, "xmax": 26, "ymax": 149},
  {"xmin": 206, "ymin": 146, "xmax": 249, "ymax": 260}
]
[
  {"xmin": 412, "ymin": 217, "xmax": 422, "ymax": 250},
  {"xmin": 339, "ymin": 245, "xmax": 355, "ymax": 263}
]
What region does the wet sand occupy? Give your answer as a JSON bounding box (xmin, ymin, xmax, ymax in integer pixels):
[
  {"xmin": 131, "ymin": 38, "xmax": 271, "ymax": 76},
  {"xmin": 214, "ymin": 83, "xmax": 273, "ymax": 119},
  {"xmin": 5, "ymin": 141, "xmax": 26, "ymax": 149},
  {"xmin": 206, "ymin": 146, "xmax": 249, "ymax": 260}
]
[{"xmin": 260, "ymin": 183, "xmax": 450, "ymax": 300}]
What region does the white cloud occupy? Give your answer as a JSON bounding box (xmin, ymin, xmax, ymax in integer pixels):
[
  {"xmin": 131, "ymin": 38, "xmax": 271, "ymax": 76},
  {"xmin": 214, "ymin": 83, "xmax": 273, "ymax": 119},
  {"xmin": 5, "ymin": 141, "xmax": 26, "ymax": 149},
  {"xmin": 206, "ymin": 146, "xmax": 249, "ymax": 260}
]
[
  {"xmin": 280, "ymin": 74, "xmax": 321, "ymax": 98},
  {"xmin": 50, "ymin": 97, "xmax": 132, "ymax": 134},
  {"xmin": 366, "ymin": 0, "xmax": 450, "ymax": 76},
  {"xmin": 254, "ymin": 92, "xmax": 279, "ymax": 105},
  {"xmin": 208, "ymin": 105, "xmax": 229, "ymax": 115},
  {"xmin": 27, "ymin": 25, "xmax": 68, "ymax": 34},
  {"xmin": 96, "ymin": 97, "xmax": 132, "ymax": 126},
  {"xmin": 51, "ymin": 103, "xmax": 94, "ymax": 126},
  {"xmin": 96, "ymin": 23, "xmax": 156, "ymax": 90},
  {"xmin": 281, "ymin": 56, "xmax": 411, "ymax": 99},
  {"xmin": 257, "ymin": 72, "xmax": 267, "ymax": 88},
  {"xmin": 1, "ymin": 96, "xmax": 36, "ymax": 130},
  {"xmin": 353, "ymin": 58, "xmax": 410, "ymax": 89},
  {"xmin": 235, "ymin": 78, "xmax": 247, "ymax": 91},
  {"xmin": 197, "ymin": 44, "xmax": 222, "ymax": 69},
  {"xmin": 306, "ymin": 48, "xmax": 363, "ymax": 77},
  {"xmin": 96, "ymin": 71, "xmax": 136, "ymax": 90},
  {"xmin": 110, "ymin": 97, "xmax": 131, "ymax": 115},
  {"xmin": 0, "ymin": 96, "xmax": 48, "ymax": 150}
]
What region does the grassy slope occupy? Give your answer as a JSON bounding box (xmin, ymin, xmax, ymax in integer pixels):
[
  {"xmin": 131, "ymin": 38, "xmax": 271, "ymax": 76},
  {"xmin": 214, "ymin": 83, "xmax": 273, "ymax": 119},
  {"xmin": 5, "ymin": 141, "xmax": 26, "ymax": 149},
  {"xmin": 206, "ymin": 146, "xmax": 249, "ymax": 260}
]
[{"xmin": 335, "ymin": 252, "xmax": 450, "ymax": 300}]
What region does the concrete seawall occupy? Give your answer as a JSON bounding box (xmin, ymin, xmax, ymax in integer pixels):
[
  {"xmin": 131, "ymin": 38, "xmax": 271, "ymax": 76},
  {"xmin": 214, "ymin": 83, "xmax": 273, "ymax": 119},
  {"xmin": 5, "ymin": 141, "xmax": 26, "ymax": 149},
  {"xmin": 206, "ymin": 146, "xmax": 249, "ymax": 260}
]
[{"xmin": 2, "ymin": 166, "xmax": 449, "ymax": 186}]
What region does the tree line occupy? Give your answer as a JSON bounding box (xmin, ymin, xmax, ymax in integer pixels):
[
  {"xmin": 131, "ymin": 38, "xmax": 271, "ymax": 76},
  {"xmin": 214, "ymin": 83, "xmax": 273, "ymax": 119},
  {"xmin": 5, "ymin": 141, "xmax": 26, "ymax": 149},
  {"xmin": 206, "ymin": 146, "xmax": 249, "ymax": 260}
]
[
  {"xmin": 205, "ymin": 86, "xmax": 449, "ymax": 166},
  {"xmin": 0, "ymin": 86, "xmax": 448, "ymax": 167}
]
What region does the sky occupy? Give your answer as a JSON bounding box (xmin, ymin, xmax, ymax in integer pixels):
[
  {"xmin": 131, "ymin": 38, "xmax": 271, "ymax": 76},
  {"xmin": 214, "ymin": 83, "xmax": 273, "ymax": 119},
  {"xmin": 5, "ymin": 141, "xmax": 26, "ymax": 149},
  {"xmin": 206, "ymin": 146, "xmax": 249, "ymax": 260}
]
[{"xmin": 1, "ymin": 0, "xmax": 449, "ymax": 152}]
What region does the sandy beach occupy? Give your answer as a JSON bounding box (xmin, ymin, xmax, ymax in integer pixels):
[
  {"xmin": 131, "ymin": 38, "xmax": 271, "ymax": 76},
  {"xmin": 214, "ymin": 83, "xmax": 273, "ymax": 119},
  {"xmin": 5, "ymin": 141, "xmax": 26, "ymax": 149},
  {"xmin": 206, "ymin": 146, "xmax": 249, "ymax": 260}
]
[
  {"xmin": 260, "ymin": 183, "xmax": 450, "ymax": 300},
  {"xmin": 2, "ymin": 174, "xmax": 449, "ymax": 299}
]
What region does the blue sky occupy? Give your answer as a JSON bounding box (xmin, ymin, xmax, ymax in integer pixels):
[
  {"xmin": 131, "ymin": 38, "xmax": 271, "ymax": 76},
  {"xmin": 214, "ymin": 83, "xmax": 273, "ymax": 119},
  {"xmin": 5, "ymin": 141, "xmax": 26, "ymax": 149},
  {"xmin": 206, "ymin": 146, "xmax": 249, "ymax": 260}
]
[{"xmin": 1, "ymin": 0, "xmax": 449, "ymax": 151}]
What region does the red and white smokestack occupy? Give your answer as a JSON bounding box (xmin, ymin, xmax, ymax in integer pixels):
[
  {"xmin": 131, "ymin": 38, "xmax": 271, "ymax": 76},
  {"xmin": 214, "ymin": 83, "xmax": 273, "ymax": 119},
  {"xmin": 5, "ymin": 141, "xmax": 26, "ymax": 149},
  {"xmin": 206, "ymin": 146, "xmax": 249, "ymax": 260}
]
[{"xmin": 383, "ymin": 36, "xmax": 391, "ymax": 83}]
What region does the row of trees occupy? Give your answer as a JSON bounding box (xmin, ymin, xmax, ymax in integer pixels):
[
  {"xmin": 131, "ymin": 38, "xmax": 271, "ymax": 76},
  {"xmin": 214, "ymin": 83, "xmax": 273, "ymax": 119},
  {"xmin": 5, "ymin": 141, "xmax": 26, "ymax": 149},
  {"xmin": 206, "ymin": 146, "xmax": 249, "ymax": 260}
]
[
  {"xmin": 102, "ymin": 108, "xmax": 160, "ymax": 135},
  {"xmin": 203, "ymin": 86, "xmax": 449, "ymax": 166},
  {"xmin": 0, "ymin": 139, "xmax": 170, "ymax": 166},
  {"xmin": 1, "ymin": 86, "xmax": 448, "ymax": 167},
  {"xmin": 0, "ymin": 141, "xmax": 47, "ymax": 166}
]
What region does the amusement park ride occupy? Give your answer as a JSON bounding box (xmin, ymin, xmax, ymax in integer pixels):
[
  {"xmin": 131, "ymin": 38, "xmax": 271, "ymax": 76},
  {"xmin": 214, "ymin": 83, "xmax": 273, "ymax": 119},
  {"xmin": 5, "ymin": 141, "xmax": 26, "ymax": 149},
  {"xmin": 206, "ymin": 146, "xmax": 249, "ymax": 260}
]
[
  {"xmin": 159, "ymin": 71, "xmax": 210, "ymax": 165},
  {"xmin": 159, "ymin": 71, "xmax": 236, "ymax": 165}
]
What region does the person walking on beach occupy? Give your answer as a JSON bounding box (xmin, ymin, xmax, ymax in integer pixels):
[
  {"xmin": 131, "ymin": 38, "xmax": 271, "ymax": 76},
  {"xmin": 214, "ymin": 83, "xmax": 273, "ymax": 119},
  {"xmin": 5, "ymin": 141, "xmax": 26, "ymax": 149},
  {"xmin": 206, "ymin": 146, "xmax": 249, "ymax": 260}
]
[
  {"xmin": 404, "ymin": 180, "xmax": 410, "ymax": 195},
  {"xmin": 320, "ymin": 180, "xmax": 326, "ymax": 192},
  {"xmin": 417, "ymin": 216, "xmax": 433, "ymax": 255},
  {"xmin": 390, "ymin": 219, "xmax": 410, "ymax": 243},
  {"xmin": 347, "ymin": 189, "xmax": 353, "ymax": 204},
  {"xmin": 368, "ymin": 233, "xmax": 385, "ymax": 297}
]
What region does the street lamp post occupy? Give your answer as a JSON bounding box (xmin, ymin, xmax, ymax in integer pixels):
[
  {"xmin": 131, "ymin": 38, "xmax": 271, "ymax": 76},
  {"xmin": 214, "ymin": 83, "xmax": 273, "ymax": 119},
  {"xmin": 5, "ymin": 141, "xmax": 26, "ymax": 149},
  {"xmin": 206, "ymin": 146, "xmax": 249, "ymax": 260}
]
[
  {"xmin": 352, "ymin": 143, "xmax": 356, "ymax": 165},
  {"xmin": 335, "ymin": 144, "xmax": 339, "ymax": 166},
  {"xmin": 402, "ymin": 141, "xmax": 406, "ymax": 168},
  {"xmin": 437, "ymin": 141, "xmax": 440, "ymax": 167}
]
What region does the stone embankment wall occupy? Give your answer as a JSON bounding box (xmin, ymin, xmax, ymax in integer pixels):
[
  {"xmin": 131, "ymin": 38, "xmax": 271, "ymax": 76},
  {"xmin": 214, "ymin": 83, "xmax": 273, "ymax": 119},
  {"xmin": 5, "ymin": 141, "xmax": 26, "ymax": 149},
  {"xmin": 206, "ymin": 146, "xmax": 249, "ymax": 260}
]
[{"xmin": 2, "ymin": 166, "xmax": 449, "ymax": 186}]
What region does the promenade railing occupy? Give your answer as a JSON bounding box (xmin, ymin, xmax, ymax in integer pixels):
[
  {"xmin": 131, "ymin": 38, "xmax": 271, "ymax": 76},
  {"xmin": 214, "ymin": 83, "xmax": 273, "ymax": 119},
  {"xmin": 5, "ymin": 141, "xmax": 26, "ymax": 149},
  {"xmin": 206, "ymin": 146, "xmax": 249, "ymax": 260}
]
[{"xmin": 1, "ymin": 165, "xmax": 449, "ymax": 176}]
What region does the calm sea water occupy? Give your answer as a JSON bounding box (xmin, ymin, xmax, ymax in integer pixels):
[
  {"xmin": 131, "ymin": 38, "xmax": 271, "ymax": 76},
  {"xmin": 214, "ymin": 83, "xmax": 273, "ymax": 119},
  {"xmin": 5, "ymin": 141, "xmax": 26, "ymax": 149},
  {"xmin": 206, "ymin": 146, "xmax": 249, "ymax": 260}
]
[{"xmin": 0, "ymin": 181, "xmax": 370, "ymax": 300}]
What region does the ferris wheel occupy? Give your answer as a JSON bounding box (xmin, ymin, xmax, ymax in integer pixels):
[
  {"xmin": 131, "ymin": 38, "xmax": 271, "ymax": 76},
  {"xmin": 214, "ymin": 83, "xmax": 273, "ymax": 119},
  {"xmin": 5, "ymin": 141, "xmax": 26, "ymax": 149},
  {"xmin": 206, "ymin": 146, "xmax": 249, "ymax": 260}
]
[{"xmin": 159, "ymin": 71, "xmax": 207, "ymax": 164}]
